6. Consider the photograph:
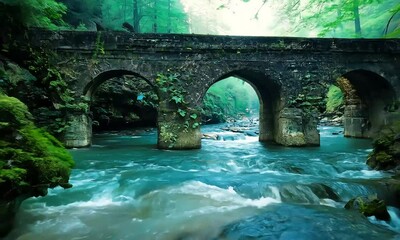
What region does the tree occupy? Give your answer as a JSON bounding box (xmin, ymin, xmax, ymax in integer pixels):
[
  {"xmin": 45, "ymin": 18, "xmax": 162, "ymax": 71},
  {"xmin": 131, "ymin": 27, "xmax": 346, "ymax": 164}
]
[
  {"xmin": 281, "ymin": 0, "xmax": 399, "ymax": 37},
  {"xmin": 101, "ymin": 0, "xmax": 188, "ymax": 33},
  {"xmin": 384, "ymin": 3, "xmax": 400, "ymax": 37}
]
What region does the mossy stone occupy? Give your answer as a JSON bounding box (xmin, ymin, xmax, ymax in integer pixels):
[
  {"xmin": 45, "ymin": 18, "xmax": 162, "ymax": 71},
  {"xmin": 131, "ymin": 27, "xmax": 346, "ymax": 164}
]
[
  {"xmin": 345, "ymin": 195, "xmax": 390, "ymax": 221},
  {"xmin": 0, "ymin": 93, "xmax": 74, "ymax": 237},
  {"xmin": 367, "ymin": 120, "xmax": 400, "ymax": 170}
]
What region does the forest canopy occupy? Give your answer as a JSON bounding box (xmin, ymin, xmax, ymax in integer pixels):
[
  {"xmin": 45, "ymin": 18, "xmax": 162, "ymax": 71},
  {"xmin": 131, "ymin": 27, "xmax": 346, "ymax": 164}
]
[{"xmin": 0, "ymin": 0, "xmax": 398, "ymax": 37}]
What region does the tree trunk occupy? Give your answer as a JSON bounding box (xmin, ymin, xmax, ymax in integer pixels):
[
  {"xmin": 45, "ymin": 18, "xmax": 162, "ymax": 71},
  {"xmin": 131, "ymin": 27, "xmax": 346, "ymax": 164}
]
[
  {"xmin": 133, "ymin": 0, "xmax": 140, "ymax": 32},
  {"xmin": 353, "ymin": 0, "xmax": 362, "ymax": 37},
  {"xmin": 167, "ymin": 0, "xmax": 171, "ymax": 33},
  {"xmin": 124, "ymin": 0, "xmax": 127, "ymax": 22},
  {"xmin": 153, "ymin": 0, "xmax": 158, "ymax": 33}
]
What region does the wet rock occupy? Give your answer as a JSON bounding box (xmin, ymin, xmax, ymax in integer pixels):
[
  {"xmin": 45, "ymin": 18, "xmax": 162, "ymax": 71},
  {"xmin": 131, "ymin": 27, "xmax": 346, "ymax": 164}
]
[
  {"xmin": 243, "ymin": 130, "xmax": 258, "ymax": 136},
  {"xmin": 367, "ymin": 120, "xmax": 400, "ymax": 170},
  {"xmin": 279, "ymin": 183, "xmax": 339, "ymax": 204},
  {"xmin": 217, "ymin": 132, "xmax": 245, "ymax": 141},
  {"xmin": 344, "ymin": 195, "xmax": 391, "ymax": 221},
  {"xmin": 202, "ymin": 133, "xmax": 219, "ymax": 140},
  {"xmin": 284, "ymin": 166, "xmax": 304, "ymax": 174},
  {"xmin": 279, "ymin": 185, "xmax": 320, "ymax": 204},
  {"xmin": 309, "ymin": 183, "xmax": 340, "ymax": 201},
  {"xmin": 0, "ymin": 196, "xmax": 27, "ymax": 237}
]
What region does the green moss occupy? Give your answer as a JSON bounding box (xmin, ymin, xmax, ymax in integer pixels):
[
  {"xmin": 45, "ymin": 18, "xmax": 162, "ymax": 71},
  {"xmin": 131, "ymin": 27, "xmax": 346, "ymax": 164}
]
[
  {"xmin": 0, "ymin": 94, "xmax": 74, "ymax": 201},
  {"xmin": 0, "ymin": 94, "xmax": 32, "ymax": 127},
  {"xmin": 367, "ymin": 120, "xmax": 400, "ymax": 170},
  {"xmin": 345, "ymin": 195, "xmax": 390, "ymax": 221},
  {"xmin": 374, "ymin": 151, "xmax": 392, "ymax": 163}
]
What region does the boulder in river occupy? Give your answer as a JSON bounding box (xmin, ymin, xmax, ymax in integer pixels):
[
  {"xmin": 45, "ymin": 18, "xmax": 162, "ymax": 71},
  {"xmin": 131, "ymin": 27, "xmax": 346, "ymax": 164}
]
[
  {"xmin": 344, "ymin": 195, "xmax": 390, "ymax": 221},
  {"xmin": 367, "ymin": 120, "xmax": 400, "ymax": 170}
]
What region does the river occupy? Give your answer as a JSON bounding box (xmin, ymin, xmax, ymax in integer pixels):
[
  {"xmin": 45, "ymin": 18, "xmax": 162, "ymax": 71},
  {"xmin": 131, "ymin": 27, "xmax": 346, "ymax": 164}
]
[{"xmin": 4, "ymin": 125, "xmax": 400, "ymax": 240}]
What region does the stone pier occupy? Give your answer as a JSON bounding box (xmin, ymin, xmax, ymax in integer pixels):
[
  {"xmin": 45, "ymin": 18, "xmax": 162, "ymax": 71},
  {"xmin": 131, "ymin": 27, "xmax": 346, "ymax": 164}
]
[
  {"xmin": 157, "ymin": 100, "xmax": 201, "ymax": 150},
  {"xmin": 275, "ymin": 108, "xmax": 320, "ymax": 146},
  {"xmin": 63, "ymin": 113, "xmax": 92, "ymax": 148}
]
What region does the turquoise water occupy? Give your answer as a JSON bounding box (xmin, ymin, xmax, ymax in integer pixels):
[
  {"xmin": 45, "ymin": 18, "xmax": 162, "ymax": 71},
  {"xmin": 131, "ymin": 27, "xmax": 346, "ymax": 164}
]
[{"xmin": 5, "ymin": 126, "xmax": 400, "ymax": 239}]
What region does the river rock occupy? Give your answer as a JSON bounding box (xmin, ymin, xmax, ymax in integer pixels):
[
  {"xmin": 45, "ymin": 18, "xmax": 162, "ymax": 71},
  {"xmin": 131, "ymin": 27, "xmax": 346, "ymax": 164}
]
[
  {"xmin": 217, "ymin": 132, "xmax": 245, "ymax": 141},
  {"xmin": 279, "ymin": 183, "xmax": 340, "ymax": 204},
  {"xmin": 309, "ymin": 183, "xmax": 340, "ymax": 201},
  {"xmin": 344, "ymin": 195, "xmax": 391, "ymax": 221},
  {"xmin": 367, "ymin": 120, "xmax": 400, "ymax": 170}
]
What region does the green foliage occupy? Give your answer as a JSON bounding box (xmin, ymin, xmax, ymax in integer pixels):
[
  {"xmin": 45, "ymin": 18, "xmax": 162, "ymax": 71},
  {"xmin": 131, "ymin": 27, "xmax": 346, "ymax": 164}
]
[
  {"xmin": 25, "ymin": 47, "xmax": 89, "ymax": 133},
  {"xmin": 326, "ymin": 85, "xmax": 344, "ymax": 113},
  {"xmin": 202, "ymin": 77, "xmax": 259, "ymax": 123},
  {"xmin": 0, "ymin": 91, "xmax": 33, "ymax": 127},
  {"xmin": 93, "ymin": 32, "xmax": 105, "ymax": 60},
  {"xmin": 159, "ymin": 123, "xmax": 178, "ymax": 148},
  {"xmin": 101, "ymin": 0, "xmax": 189, "ymax": 33},
  {"xmin": 155, "ymin": 71, "xmax": 201, "ymax": 148},
  {"xmin": 0, "ymin": 0, "xmax": 67, "ymax": 29},
  {"xmin": 0, "ymin": 93, "xmax": 74, "ymax": 202},
  {"xmin": 383, "ymin": 3, "xmax": 400, "ymax": 37},
  {"xmin": 156, "ymin": 72, "xmax": 200, "ymax": 130},
  {"xmin": 177, "ymin": 108, "xmax": 186, "ymax": 117},
  {"xmin": 272, "ymin": 0, "xmax": 399, "ymax": 38}
]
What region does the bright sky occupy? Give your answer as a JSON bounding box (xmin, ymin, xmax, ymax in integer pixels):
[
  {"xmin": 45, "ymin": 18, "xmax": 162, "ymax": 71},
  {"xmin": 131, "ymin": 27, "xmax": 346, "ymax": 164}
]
[{"xmin": 180, "ymin": 0, "xmax": 294, "ymax": 36}]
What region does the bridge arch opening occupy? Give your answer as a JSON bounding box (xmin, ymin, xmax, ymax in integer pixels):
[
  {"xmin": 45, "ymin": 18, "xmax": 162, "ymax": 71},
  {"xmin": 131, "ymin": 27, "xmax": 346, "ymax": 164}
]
[
  {"xmin": 336, "ymin": 69, "xmax": 397, "ymax": 138},
  {"xmin": 201, "ymin": 69, "xmax": 281, "ymax": 143},
  {"xmin": 320, "ymin": 84, "xmax": 344, "ymax": 126},
  {"xmin": 84, "ymin": 70, "xmax": 158, "ymax": 133}
]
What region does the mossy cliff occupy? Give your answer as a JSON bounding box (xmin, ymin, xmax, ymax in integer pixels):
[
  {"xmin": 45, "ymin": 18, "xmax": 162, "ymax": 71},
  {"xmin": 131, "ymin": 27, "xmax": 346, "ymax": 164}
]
[{"xmin": 0, "ymin": 93, "xmax": 74, "ymax": 237}]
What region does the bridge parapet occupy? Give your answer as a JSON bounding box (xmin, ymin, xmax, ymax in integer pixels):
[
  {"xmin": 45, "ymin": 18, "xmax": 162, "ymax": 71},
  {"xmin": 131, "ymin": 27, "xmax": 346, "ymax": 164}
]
[{"xmin": 27, "ymin": 29, "xmax": 400, "ymax": 54}]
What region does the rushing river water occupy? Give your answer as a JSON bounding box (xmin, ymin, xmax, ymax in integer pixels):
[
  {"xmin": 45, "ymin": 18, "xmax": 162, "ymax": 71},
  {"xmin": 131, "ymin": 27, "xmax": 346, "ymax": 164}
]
[{"xmin": 5, "ymin": 125, "xmax": 400, "ymax": 240}]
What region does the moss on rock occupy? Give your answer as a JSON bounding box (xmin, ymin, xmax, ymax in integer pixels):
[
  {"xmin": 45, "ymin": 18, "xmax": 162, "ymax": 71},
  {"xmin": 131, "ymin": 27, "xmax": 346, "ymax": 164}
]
[
  {"xmin": 345, "ymin": 195, "xmax": 391, "ymax": 221},
  {"xmin": 367, "ymin": 120, "xmax": 400, "ymax": 170},
  {"xmin": 0, "ymin": 93, "xmax": 74, "ymax": 237}
]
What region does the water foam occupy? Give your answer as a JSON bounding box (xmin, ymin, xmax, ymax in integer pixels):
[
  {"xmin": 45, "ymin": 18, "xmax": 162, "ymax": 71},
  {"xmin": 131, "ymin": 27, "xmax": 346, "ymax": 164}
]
[
  {"xmin": 338, "ymin": 169, "xmax": 386, "ymax": 179},
  {"xmin": 166, "ymin": 181, "xmax": 281, "ymax": 208}
]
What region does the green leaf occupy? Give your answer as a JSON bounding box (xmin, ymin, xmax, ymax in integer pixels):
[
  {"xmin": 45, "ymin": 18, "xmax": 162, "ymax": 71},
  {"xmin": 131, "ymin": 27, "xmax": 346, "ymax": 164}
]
[
  {"xmin": 190, "ymin": 113, "xmax": 197, "ymax": 119},
  {"xmin": 177, "ymin": 109, "xmax": 186, "ymax": 117},
  {"xmin": 172, "ymin": 96, "xmax": 183, "ymax": 104}
]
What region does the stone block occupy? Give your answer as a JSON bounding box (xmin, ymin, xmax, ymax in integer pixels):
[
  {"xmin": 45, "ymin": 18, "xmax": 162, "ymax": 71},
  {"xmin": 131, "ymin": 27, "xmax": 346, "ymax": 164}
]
[{"xmin": 63, "ymin": 113, "xmax": 92, "ymax": 148}]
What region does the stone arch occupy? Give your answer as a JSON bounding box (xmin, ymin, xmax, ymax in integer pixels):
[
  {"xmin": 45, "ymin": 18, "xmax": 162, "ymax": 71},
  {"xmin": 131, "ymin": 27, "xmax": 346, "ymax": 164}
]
[
  {"xmin": 71, "ymin": 69, "xmax": 159, "ymax": 146},
  {"xmin": 336, "ymin": 69, "xmax": 397, "ymax": 138},
  {"xmin": 202, "ymin": 68, "xmax": 282, "ymax": 142},
  {"xmin": 83, "ymin": 69, "xmax": 156, "ymax": 98}
]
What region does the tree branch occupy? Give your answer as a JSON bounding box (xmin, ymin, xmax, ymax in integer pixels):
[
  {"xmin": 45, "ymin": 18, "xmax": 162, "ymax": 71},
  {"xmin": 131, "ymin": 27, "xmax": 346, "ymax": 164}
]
[
  {"xmin": 254, "ymin": 0, "xmax": 268, "ymax": 20},
  {"xmin": 384, "ymin": 7, "xmax": 400, "ymax": 36}
]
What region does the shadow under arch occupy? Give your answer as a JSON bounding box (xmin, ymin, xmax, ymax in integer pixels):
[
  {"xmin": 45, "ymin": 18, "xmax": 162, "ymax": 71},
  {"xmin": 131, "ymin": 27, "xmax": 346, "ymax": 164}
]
[
  {"xmin": 83, "ymin": 69, "xmax": 156, "ymax": 98},
  {"xmin": 79, "ymin": 69, "xmax": 159, "ymax": 144},
  {"xmin": 205, "ymin": 69, "xmax": 282, "ymax": 142},
  {"xmin": 337, "ymin": 69, "xmax": 397, "ymax": 138}
]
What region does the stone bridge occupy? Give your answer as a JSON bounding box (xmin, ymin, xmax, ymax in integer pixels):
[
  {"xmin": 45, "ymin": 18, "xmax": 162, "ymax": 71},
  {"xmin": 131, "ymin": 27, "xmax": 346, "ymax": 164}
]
[{"xmin": 28, "ymin": 30, "xmax": 400, "ymax": 149}]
